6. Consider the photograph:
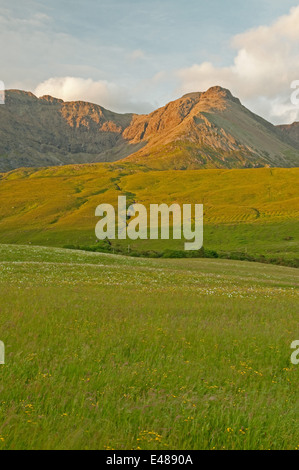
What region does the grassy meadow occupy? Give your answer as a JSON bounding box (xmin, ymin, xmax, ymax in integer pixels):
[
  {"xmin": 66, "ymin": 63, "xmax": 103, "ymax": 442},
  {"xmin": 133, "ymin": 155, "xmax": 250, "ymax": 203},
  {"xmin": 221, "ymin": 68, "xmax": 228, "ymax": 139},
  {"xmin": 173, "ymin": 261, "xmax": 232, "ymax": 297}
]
[
  {"xmin": 0, "ymin": 162, "xmax": 298, "ymax": 450},
  {"xmin": 0, "ymin": 244, "xmax": 298, "ymax": 450},
  {"xmin": 0, "ymin": 164, "xmax": 298, "ymax": 265}
]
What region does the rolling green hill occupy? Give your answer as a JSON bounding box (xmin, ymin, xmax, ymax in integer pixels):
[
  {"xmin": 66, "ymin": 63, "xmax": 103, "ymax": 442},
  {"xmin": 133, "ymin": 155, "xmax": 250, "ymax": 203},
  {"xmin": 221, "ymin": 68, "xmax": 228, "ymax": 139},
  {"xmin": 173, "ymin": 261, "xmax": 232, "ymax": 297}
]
[{"xmin": 0, "ymin": 164, "xmax": 298, "ymax": 264}]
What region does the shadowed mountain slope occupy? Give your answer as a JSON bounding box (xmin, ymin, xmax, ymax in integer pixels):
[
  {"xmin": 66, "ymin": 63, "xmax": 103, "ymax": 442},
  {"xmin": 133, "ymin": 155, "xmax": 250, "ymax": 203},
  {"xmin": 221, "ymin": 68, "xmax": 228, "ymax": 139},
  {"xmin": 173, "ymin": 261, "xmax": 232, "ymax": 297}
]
[{"xmin": 277, "ymin": 122, "xmax": 299, "ymax": 148}]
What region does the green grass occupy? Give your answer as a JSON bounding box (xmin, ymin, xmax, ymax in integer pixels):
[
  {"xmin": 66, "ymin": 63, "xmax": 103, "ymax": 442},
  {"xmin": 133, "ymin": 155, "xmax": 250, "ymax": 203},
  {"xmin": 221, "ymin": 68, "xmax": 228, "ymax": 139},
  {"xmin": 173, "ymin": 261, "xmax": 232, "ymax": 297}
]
[
  {"xmin": 0, "ymin": 163, "xmax": 298, "ymax": 449},
  {"xmin": 0, "ymin": 244, "xmax": 298, "ymax": 450},
  {"xmin": 0, "ymin": 164, "xmax": 298, "ymax": 265}
]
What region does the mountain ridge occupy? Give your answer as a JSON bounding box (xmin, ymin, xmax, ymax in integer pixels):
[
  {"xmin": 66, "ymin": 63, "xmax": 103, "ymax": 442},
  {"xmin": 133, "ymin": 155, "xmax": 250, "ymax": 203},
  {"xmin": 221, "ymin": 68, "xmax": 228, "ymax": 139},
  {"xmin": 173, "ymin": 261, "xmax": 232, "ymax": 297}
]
[
  {"xmin": 277, "ymin": 122, "xmax": 299, "ymax": 148},
  {"xmin": 0, "ymin": 86, "xmax": 299, "ymax": 171}
]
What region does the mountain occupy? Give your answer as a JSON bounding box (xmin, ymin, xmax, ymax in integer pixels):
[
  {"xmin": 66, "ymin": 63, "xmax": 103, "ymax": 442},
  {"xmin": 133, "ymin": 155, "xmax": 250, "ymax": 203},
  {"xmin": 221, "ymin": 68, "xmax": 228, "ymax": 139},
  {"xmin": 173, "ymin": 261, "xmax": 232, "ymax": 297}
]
[
  {"xmin": 0, "ymin": 90, "xmax": 142, "ymax": 172},
  {"xmin": 277, "ymin": 122, "xmax": 299, "ymax": 148},
  {"xmin": 123, "ymin": 87, "xmax": 299, "ymax": 169},
  {"xmin": 1, "ymin": 86, "xmax": 299, "ymax": 171}
]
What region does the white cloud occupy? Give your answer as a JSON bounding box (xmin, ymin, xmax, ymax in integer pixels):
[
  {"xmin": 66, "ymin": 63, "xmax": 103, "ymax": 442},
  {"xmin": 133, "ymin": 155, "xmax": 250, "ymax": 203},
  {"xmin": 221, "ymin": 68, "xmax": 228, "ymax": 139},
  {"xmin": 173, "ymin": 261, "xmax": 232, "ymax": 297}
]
[
  {"xmin": 127, "ymin": 49, "xmax": 145, "ymax": 61},
  {"xmin": 176, "ymin": 6, "xmax": 299, "ymax": 124},
  {"xmin": 34, "ymin": 76, "xmax": 153, "ymax": 114}
]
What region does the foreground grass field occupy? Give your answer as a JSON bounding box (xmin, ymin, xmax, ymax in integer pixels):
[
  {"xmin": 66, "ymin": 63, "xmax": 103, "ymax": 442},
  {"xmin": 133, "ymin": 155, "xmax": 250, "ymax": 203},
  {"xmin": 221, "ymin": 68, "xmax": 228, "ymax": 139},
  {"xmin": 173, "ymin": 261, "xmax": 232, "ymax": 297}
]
[{"xmin": 0, "ymin": 244, "xmax": 298, "ymax": 450}]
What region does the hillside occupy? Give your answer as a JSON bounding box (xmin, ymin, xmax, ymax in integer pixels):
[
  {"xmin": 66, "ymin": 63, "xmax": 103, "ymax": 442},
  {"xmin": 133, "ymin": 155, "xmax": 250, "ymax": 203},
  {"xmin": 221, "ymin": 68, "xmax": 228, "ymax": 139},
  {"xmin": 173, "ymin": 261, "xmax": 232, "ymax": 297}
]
[
  {"xmin": 278, "ymin": 122, "xmax": 299, "ymax": 147},
  {"xmin": 124, "ymin": 87, "xmax": 299, "ymax": 169},
  {"xmin": 0, "ymin": 163, "xmax": 298, "ymax": 264},
  {"xmin": 1, "ymin": 87, "xmax": 299, "ymax": 171},
  {"xmin": 0, "ymin": 90, "xmax": 141, "ymax": 172}
]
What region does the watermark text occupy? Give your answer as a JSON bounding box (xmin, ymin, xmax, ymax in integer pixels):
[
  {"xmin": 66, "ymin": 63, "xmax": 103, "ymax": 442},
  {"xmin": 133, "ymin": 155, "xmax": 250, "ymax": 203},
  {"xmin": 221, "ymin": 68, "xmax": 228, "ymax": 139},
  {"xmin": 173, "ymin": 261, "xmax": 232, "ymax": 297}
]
[
  {"xmin": 0, "ymin": 341, "xmax": 4, "ymax": 364},
  {"xmin": 290, "ymin": 80, "xmax": 299, "ymax": 106},
  {"xmin": 95, "ymin": 196, "xmax": 203, "ymax": 251},
  {"xmin": 0, "ymin": 81, "xmax": 5, "ymax": 105},
  {"xmin": 291, "ymin": 340, "xmax": 299, "ymax": 365}
]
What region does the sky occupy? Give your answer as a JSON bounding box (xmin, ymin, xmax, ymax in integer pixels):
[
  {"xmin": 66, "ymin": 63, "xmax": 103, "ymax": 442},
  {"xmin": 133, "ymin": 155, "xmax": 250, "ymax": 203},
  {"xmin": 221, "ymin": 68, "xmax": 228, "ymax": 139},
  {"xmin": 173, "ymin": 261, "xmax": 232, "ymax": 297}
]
[{"xmin": 1, "ymin": 0, "xmax": 299, "ymax": 123}]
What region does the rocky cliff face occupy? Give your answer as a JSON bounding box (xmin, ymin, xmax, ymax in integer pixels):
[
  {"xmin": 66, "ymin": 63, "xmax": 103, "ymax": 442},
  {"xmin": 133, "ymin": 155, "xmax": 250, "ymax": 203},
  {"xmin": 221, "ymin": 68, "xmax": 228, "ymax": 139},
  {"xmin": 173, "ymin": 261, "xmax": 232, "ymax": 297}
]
[
  {"xmin": 0, "ymin": 87, "xmax": 299, "ymax": 171},
  {"xmin": 0, "ymin": 90, "xmax": 139, "ymax": 171},
  {"xmin": 123, "ymin": 86, "xmax": 299, "ymax": 169}
]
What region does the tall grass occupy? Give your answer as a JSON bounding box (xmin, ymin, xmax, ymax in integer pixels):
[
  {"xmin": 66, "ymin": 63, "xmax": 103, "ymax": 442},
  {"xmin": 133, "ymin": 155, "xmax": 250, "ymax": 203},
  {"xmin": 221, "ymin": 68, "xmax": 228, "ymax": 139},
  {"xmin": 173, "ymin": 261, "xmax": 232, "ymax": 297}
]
[{"xmin": 0, "ymin": 245, "xmax": 298, "ymax": 450}]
